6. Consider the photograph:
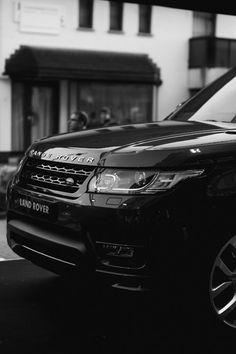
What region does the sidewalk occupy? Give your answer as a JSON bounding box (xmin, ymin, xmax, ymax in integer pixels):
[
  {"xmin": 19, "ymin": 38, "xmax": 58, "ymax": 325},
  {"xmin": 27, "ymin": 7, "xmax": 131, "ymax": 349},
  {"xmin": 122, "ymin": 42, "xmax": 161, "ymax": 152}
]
[{"xmin": 0, "ymin": 216, "xmax": 21, "ymax": 260}]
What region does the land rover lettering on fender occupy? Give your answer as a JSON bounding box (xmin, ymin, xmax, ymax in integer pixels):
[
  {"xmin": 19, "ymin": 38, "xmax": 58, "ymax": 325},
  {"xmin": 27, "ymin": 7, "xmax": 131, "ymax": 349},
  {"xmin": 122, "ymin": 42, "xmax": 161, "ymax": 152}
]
[{"xmin": 6, "ymin": 67, "xmax": 236, "ymax": 332}]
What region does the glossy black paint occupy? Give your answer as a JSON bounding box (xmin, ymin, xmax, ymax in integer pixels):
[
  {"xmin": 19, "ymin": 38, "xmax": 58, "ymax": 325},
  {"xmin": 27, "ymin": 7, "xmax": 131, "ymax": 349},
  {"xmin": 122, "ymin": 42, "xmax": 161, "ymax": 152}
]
[
  {"xmin": 6, "ymin": 68, "xmax": 236, "ymax": 335},
  {"xmin": 6, "ymin": 119, "xmax": 236, "ymax": 281},
  {"xmin": 26, "ymin": 121, "xmax": 236, "ymax": 168}
]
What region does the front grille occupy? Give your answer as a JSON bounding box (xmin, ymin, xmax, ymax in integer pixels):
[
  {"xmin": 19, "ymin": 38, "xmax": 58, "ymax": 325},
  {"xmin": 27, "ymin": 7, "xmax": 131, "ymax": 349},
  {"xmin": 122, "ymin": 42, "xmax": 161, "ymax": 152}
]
[{"xmin": 18, "ymin": 157, "xmax": 95, "ymax": 195}]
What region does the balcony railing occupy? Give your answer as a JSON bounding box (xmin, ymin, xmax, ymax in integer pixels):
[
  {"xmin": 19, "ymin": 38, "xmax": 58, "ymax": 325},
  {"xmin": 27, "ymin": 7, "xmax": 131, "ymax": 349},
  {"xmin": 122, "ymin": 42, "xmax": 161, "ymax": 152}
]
[{"xmin": 189, "ymin": 36, "xmax": 236, "ymax": 68}]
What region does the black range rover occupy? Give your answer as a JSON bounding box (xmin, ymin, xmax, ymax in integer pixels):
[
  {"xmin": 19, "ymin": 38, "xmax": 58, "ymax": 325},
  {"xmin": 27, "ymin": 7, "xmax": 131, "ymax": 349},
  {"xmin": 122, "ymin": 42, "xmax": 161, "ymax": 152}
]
[{"xmin": 6, "ymin": 67, "xmax": 236, "ymax": 330}]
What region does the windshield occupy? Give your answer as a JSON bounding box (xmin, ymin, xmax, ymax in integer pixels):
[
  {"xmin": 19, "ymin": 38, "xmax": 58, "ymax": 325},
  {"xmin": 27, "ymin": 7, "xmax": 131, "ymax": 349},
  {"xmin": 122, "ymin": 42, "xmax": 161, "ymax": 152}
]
[{"xmin": 168, "ymin": 68, "xmax": 236, "ymax": 125}]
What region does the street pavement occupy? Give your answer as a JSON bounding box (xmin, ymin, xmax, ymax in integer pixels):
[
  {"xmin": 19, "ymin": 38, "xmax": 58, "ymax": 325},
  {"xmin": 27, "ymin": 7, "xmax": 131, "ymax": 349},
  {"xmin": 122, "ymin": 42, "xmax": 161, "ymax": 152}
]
[{"xmin": 0, "ymin": 217, "xmax": 21, "ymax": 260}]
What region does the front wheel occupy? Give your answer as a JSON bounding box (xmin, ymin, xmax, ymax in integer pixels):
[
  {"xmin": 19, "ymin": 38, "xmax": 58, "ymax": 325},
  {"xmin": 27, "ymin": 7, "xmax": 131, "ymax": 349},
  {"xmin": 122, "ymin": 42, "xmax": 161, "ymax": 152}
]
[
  {"xmin": 149, "ymin": 232, "xmax": 236, "ymax": 347},
  {"xmin": 209, "ymin": 235, "xmax": 236, "ymax": 329}
]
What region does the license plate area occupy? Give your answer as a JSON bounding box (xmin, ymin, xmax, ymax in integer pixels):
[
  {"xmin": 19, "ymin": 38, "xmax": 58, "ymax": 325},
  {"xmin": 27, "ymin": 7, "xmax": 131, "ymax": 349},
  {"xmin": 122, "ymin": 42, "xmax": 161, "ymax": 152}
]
[{"xmin": 15, "ymin": 195, "xmax": 58, "ymax": 221}]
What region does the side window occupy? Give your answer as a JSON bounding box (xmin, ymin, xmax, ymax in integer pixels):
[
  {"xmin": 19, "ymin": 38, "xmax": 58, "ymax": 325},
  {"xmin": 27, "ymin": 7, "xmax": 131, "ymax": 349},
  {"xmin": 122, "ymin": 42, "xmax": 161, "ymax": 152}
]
[
  {"xmin": 79, "ymin": 0, "xmax": 93, "ymax": 29},
  {"xmin": 109, "ymin": 1, "xmax": 123, "ymax": 32},
  {"xmin": 138, "ymin": 4, "xmax": 152, "ymax": 35},
  {"xmin": 192, "ymin": 12, "xmax": 215, "ymax": 37}
]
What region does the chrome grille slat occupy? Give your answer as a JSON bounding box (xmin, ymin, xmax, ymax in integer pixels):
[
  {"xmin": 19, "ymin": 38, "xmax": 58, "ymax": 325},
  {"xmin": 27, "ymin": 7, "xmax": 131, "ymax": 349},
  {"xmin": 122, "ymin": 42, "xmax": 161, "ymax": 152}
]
[
  {"xmin": 19, "ymin": 157, "xmax": 95, "ymax": 195},
  {"xmin": 30, "ymin": 173, "xmax": 78, "ymax": 189},
  {"xmin": 36, "ymin": 163, "xmax": 91, "ymax": 176}
]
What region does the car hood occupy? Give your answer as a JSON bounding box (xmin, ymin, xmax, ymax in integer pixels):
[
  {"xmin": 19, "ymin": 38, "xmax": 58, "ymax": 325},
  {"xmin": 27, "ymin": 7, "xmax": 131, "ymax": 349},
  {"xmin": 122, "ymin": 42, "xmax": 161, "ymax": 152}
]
[{"xmin": 29, "ymin": 121, "xmax": 236, "ymax": 168}]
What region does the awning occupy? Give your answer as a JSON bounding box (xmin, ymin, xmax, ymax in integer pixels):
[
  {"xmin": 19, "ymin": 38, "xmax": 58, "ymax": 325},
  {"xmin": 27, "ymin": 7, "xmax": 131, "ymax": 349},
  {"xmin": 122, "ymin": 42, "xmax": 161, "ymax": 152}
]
[{"xmin": 4, "ymin": 45, "xmax": 161, "ymax": 84}]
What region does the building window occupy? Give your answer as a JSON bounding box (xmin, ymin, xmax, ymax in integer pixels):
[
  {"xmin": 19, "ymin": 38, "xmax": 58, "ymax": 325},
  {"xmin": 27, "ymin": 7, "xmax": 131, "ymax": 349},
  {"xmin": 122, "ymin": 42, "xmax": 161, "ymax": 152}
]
[
  {"xmin": 70, "ymin": 82, "xmax": 152, "ymax": 128},
  {"xmin": 79, "ymin": 0, "xmax": 93, "ymax": 29},
  {"xmin": 109, "ymin": 2, "xmax": 123, "ymax": 32},
  {"xmin": 138, "ymin": 4, "xmax": 152, "ymax": 34},
  {"xmin": 12, "ymin": 82, "xmax": 58, "ymax": 151},
  {"xmin": 192, "ymin": 12, "xmax": 215, "ymax": 37}
]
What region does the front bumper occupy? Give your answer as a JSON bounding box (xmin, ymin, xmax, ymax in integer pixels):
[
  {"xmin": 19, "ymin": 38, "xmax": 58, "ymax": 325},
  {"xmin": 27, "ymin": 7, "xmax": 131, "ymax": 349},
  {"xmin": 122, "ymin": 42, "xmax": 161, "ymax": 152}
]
[{"xmin": 7, "ymin": 187, "xmax": 169, "ymax": 290}]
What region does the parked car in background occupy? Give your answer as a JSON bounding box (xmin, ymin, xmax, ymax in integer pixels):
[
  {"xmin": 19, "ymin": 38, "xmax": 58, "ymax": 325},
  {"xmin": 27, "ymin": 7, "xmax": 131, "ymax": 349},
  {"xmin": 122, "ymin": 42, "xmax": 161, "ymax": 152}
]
[{"xmin": 6, "ymin": 67, "xmax": 236, "ymax": 333}]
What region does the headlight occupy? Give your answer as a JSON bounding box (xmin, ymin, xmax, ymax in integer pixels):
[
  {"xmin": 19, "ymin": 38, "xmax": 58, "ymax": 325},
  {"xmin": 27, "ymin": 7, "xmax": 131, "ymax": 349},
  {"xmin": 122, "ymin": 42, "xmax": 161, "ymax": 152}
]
[{"xmin": 88, "ymin": 168, "xmax": 204, "ymax": 195}]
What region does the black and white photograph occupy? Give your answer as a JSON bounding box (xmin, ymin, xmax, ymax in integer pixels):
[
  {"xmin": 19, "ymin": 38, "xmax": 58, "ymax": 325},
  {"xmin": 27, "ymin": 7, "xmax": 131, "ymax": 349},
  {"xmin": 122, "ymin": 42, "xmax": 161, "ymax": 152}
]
[{"xmin": 2, "ymin": 0, "xmax": 236, "ymax": 353}]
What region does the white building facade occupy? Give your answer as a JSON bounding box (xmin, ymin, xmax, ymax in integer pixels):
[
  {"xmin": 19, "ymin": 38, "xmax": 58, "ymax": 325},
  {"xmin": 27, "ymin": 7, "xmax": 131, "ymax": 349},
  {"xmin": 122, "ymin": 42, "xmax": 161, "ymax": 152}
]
[{"xmin": 0, "ymin": 0, "xmax": 236, "ymax": 154}]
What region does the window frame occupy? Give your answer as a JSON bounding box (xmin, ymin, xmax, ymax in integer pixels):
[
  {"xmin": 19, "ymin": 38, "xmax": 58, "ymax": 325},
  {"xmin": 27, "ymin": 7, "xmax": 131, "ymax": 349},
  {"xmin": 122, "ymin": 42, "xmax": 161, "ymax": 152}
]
[
  {"xmin": 109, "ymin": 1, "xmax": 124, "ymax": 33},
  {"xmin": 138, "ymin": 4, "xmax": 152, "ymax": 35},
  {"xmin": 78, "ymin": 0, "xmax": 94, "ymax": 30},
  {"xmin": 192, "ymin": 11, "xmax": 216, "ymax": 37}
]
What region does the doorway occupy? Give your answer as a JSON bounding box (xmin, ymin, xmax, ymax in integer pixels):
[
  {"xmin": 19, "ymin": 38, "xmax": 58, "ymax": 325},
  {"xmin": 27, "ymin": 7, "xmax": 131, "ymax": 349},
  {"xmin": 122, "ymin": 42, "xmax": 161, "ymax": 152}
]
[{"xmin": 12, "ymin": 82, "xmax": 59, "ymax": 151}]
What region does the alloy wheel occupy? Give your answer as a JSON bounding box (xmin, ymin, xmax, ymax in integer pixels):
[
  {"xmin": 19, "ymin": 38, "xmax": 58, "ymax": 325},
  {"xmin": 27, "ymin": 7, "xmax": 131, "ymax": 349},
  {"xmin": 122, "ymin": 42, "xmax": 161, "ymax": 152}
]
[{"xmin": 210, "ymin": 236, "xmax": 236, "ymax": 328}]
